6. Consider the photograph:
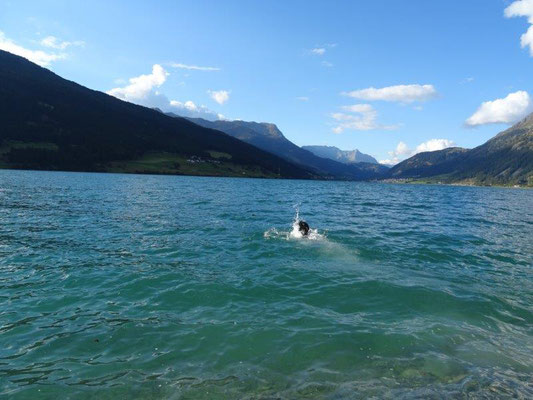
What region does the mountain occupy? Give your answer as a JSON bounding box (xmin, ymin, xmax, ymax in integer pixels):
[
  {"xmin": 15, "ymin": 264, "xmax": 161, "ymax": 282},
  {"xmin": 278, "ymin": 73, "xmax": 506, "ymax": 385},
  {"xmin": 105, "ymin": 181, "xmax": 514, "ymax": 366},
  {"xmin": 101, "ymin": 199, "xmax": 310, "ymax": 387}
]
[
  {"xmin": 302, "ymin": 145, "xmax": 378, "ymax": 164},
  {"xmin": 387, "ymin": 147, "xmax": 469, "ymax": 178},
  {"xmin": 181, "ymin": 116, "xmax": 388, "ymax": 180},
  {"xmin": 0, "ymin": 50, "xmax": 314, "ymax": 179},
  {"xmin": 388, "ymin": 115, "xmax": 533, "ymax": 185}
]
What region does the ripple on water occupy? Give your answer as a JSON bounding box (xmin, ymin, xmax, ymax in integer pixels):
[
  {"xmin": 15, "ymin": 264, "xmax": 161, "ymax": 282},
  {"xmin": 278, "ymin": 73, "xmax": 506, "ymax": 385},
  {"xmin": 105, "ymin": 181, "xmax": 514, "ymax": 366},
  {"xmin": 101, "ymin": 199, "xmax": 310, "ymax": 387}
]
[{"xmin": 0, "ymin": 171, "xmax": 532, "ymax": 399}]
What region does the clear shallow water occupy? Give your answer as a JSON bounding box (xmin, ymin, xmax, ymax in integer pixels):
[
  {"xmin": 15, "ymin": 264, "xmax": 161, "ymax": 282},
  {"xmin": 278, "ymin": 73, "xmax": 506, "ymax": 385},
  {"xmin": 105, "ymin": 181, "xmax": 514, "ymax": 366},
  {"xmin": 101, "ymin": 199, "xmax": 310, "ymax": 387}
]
[{"xmin": 0, "ymin": 170, "xmax": 532, "ymax": 399}]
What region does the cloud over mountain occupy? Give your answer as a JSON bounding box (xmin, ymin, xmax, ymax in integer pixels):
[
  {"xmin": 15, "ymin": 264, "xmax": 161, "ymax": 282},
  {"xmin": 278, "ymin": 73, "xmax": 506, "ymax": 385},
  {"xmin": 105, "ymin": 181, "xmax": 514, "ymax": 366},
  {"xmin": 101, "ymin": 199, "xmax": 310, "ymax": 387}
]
[
  {"xmin": 107, "ymin": 64, "xmax": 221, "ymax": 120},
  {"xmin": 40, "ymin": 36, "xmax": 84, "ymax": 50},
  {"xmin": 465, "ymin": 91, "xmax": 532, "ymax": 127},
  {"xmin": 107, "ymin": 64, "xmax": 168, "ymax": 103},
  {"xmin": 0, "ymin": 31, "xmax": 65, "ymax": 66},
  {"xmin": 380, "ymin": 139, "xmax": 455, "ymax": 165},
  {"xmin": 169, "ymin": 100, "xmax": 223, "ymax": 120}
]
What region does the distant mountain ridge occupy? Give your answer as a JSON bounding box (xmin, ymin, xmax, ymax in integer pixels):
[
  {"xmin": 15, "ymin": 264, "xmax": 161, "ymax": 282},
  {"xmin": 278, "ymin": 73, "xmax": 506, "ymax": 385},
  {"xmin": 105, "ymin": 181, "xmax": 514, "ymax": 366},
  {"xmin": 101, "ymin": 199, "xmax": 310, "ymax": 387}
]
[
  {"xmin": 388, "ymin": 114, "xmax": 533, "ymax": 185},
  {"xmin": 2, "ymin": 49, "xmax": 529, "ymax": 185},
  {"xmin": 302, "ymin": 145, "xmax": 378, "ymax": 164},
  {"xmin": 179, "ymin": 116, "xmax": 389, "ymax": 180},
  {"xmin": 387, "ymin": 147, "xmax": 469, "ymax": 178}
]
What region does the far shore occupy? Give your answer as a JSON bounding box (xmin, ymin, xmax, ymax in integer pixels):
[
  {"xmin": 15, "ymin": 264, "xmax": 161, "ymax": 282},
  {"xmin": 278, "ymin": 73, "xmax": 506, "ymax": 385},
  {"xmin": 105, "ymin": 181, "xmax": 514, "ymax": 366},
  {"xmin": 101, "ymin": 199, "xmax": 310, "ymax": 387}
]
[
  {"xmin": 379, "ymin": 178, "xmax": 532, "ymax": 189},
  {"xmin": 1, "ymin": 166, "xmax": 531, "ymax": 189}
]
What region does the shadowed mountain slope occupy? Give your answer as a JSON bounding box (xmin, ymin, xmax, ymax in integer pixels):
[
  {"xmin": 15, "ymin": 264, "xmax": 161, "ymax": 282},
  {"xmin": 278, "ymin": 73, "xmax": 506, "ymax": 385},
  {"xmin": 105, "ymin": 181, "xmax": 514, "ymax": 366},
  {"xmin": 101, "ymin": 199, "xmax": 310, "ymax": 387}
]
[
  {"xmin": 183, "ymin": 117, "xmax": 388, "ymax": 180},
  {"xmin": 0, "ymin": 50, "xmax": 314, "ymax": 179},
  {"xmin": 388, "ymin": 115, "xmax": 533, "ymax": 185}
]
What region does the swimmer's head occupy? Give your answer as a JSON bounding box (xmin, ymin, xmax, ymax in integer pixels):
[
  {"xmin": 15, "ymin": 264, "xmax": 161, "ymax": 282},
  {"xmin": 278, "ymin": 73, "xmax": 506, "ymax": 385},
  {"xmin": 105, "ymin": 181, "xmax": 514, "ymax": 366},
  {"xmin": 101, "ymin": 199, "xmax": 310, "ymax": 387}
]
[{"xmin": 298, "ymin": 220, "xmax": 310, "ymax": 236}]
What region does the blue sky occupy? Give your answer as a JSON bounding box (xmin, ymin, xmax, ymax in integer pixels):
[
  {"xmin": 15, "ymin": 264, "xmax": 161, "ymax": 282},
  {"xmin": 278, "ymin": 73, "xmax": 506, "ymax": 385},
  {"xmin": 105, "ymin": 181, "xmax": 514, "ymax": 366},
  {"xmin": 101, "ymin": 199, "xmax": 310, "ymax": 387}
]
[{"xmin": 1, "ymin": 0, "xmax": 532, "ymax": 163}]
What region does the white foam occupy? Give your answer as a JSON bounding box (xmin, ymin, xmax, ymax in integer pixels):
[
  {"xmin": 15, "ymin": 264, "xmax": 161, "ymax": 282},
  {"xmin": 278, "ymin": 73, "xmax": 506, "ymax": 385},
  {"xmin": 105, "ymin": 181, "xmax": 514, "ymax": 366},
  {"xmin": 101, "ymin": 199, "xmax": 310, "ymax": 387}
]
[
  {"xmin": 289, "ymin": 220, "xmax": 323, "ymax": 240},
  {"xmin": 264, "ymin": 206, "xmax": 326, "ymax": 241},
  {"xmin": 263, "ymin": 228, "xmax": 281, "ymax": 239}
]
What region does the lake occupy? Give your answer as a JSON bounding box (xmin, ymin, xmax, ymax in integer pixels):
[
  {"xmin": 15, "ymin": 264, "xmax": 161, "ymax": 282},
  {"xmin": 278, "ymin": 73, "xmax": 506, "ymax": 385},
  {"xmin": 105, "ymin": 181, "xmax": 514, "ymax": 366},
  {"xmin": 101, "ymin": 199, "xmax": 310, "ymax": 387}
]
[{"xmin": 1, "ymin": 170, "xmax": 532, "ymax": 399}]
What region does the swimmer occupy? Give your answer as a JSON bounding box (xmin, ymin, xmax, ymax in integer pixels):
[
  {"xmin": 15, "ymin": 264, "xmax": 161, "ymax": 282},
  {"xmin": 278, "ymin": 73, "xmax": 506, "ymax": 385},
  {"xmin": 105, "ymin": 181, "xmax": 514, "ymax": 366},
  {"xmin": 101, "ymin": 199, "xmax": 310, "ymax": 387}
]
[{"xmin": 298, "ymin": 220, "xmax": 310, "ymax": 236}]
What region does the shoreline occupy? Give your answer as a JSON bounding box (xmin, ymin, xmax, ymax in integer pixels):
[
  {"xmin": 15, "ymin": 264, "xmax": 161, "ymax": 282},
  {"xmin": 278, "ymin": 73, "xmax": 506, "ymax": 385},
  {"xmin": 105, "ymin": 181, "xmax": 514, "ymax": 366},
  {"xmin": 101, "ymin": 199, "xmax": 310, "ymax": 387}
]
[
  {"xmin": 1, "ymin": 166, "xmax": 531, "ymax": 188},
  {"xmin": 378, "ymin": 178, "xmax": 532, "ymax": 189}
]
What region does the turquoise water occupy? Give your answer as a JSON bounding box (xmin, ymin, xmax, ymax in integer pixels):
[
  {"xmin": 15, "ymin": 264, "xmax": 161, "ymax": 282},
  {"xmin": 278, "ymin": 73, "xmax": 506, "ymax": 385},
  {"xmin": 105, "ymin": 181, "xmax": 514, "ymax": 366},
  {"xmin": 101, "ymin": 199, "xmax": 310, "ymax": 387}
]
[{"xmin": 1, "ymin": 170, "xmax": 532, "ymax": 399}]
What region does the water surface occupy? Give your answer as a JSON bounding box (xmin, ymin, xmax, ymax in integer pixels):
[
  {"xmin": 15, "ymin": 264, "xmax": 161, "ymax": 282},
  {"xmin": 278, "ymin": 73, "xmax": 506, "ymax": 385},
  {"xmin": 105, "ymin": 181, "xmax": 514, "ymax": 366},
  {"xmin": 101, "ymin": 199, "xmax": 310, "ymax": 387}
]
[{"xmin": 1, "ymin": 170, "xmax": 532, "ymax": 398}]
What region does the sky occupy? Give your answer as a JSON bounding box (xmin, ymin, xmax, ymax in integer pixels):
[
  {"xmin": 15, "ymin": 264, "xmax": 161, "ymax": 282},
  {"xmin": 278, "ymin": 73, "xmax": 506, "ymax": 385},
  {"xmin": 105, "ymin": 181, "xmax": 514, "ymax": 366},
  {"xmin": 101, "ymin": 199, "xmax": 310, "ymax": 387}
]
[{"xmin": 1, "ymin": 0, "xmax": 532, "ymax": 164}]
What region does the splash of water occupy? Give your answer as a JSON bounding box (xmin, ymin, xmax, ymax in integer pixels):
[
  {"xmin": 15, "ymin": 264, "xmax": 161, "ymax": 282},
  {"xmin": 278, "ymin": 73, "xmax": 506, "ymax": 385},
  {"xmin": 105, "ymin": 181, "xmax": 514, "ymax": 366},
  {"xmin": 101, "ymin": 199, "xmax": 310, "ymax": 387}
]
[{"xmin": 264, "ymin": 206, "xmax": 325, "ymax": 241}]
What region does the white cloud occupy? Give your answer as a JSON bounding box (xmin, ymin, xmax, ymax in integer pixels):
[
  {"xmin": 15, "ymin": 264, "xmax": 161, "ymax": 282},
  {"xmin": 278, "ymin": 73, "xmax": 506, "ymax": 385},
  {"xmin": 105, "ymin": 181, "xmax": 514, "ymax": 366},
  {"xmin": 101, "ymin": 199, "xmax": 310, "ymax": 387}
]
[
  {"xmin": 505, "ymin": 0, "xmax": 533, "ymax": 56},
  {"xmin": 309, "ymin": 43, "xmax": 337, "ymax": 56},
  {"xmin": 379, "ymin": 158, "xmax": 400, "ymax": 165},
  {"xmin": 107, "ymin": 65, "xmax": 221, "ymax": 120},
  {"xmin": 344, "ymin": 84, "xmax": 438, "ymax": 103},
  {"xmin": 321, "ymin": 61, "xmax": 334, "ymax": 67},
  {"xmin": 169, "ymin": 100, "xmax": 223, "ymax": 120},
  {"xmin": 521, "ymin": 26, "xmax": 533, "ymax": 54},
  {"xmin": 415, "ymin": 138, "xmax": 455, "ymax": 153},
  {"xmin": 208, "ymin": 90, "xmax": 230, "ymax": 105},
  {"xmin": 395, "ymin": 141, "xmax": 412, "ymax": 155},
  {"xmin": 379, "ymin": 141, "xmax": 410, "ymax": 165},
  {"xmin": 40, "ymin": 35, "xmax": 84, "ymax": 50},
  {"xmin": 311, "ymin": 48, "xmax": 326, "ymax": 55},
  {"xmin": 171, "ymin": 63, "xmax": 220, "ymax": 71},
  {"xmin": 107, "ymin": 64, "xmax": 168, "ymax": 102},
  {"xmin": 0, "ymin": 30, "xmax": 65, "ymax": 66},
  {"xmin": 331, "ymin": 104, "xmax": 398, "ymax": 133},
  {"xmin": 380, "ymin": 139, "xmax": 455, "ymax": 165},
  {"xmin": 296, "ymin": 96, "xmax": 309, "ymax": 101},
  {"xmin": 465, "ymin": 91, "xmax": 532, "ymax": 127}
]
